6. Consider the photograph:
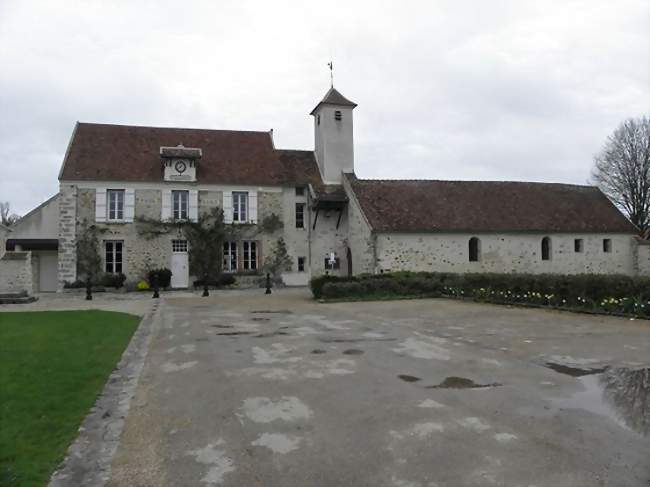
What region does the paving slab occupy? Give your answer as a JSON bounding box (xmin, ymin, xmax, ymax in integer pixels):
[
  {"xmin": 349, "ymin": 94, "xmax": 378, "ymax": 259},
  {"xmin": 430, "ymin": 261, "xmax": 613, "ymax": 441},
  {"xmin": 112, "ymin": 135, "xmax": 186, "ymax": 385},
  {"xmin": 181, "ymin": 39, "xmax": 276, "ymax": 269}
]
[{"xmin": 108, "ymin": 288, "xmax": 650, "ymax": 487}]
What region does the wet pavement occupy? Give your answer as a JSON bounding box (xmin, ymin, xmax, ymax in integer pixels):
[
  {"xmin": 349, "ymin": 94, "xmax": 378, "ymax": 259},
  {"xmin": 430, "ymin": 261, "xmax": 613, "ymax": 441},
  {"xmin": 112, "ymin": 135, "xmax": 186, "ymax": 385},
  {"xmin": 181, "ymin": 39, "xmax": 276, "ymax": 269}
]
[{"xmin": 108, "ymin": 288, "xmax": 650, "ymax": 487}]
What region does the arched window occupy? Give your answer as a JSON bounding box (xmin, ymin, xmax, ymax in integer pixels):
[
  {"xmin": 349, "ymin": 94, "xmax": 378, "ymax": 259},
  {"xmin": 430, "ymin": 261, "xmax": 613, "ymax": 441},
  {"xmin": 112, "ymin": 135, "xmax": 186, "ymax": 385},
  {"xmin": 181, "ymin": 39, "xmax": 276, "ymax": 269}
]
[
  {"xmin": 469, "ymin": 237, "xmax": 480, "ymax": 262},
  {"xmin": 541, "ymin": 237, "xmax": 551, "ymax": 261}
]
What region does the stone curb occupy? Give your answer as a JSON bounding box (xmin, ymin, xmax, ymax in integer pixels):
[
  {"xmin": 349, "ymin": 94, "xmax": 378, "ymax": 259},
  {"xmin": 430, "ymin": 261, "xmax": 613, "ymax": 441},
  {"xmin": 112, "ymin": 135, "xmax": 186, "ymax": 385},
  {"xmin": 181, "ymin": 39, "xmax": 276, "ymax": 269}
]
[{"xmin": 48, "ymin": 300, "xmax": 161, "ymax": 486}]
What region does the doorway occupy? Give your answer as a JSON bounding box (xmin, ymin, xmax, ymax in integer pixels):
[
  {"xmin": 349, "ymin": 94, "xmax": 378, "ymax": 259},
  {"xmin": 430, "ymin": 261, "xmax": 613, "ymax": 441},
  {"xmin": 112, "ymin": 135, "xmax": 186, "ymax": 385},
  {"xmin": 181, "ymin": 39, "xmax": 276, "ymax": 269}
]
[{"xmin": 170, "ymin": 239, "xmax": 189, "ymax": 288}]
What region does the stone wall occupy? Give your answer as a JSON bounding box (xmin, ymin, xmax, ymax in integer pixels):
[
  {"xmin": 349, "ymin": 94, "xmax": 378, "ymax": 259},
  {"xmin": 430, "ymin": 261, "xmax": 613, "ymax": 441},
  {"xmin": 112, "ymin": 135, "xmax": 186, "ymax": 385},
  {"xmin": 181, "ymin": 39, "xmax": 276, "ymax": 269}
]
[
  {"xmin": 375, "ymin": 232, "xmax": 638, "ymax": 275},
  {"xmin": 280, "ymin": 187, "xmax": 310, "ymax": 285},
  {"xmin": 342, "ymin": 176, "xmax": 374, "ymax": 275},
  {"xmin": 637, "ymin": 240, "xmax": 650, "ymax": 276},
  {"xmin": 71, "ymin": 186, "xmax": 297, "ymax": 285},
  {"xmin": 57, "ymin": 184, "xmax": 77, "ymax": 288},
  {"xmin": 309, "ymin": 205, "xmax": 350, "ymax": 278},
  {"xmin": 0, "ymin": 251, "xmax": 33, "ymax": 294}
]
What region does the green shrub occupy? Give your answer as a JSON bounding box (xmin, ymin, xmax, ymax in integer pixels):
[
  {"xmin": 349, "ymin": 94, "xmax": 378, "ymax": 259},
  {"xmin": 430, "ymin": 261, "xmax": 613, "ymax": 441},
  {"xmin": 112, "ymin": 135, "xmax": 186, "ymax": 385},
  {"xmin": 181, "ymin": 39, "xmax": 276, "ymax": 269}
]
[
  {"xmin": 100, "ymin": 273, "xmax": 126, "ymax": 288},
  {"xmin": 147, "ymin": 268, "xmax": 172, "ymax": 288},
  {"xmin": 310, "ymin": 271, "xmax": 650, "ymax": 317},
  {"xmin": 310, "ymin": 274, "xmax": 345, "ymax": 299}
]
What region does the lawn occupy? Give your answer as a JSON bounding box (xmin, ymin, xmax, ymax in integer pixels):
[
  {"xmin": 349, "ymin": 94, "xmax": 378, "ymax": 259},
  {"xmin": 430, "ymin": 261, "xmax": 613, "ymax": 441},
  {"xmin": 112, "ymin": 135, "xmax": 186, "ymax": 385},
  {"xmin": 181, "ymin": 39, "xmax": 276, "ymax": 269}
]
[{"xmin": 0, "ymin": 310, "xmax": 141, "ymax": 487}]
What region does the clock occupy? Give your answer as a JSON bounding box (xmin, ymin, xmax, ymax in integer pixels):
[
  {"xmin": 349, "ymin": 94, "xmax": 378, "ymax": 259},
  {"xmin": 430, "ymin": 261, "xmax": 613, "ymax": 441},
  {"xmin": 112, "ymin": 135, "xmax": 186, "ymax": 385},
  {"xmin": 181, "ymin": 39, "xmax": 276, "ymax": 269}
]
[{"xmin": 174, "ymin": 160, "xmax": 187, "ymax": 174}]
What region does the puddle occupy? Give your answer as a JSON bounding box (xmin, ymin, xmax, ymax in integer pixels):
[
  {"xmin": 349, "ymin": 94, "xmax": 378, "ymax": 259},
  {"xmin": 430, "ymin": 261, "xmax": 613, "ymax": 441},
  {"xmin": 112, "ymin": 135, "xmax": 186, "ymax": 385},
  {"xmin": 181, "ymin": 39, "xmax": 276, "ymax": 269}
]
[
  {"xmin": 251, "ymin": 317, "xmax": 271, "ymax": 322},
  {"xmin": 343, "ymin": 349, "xmax": 364, "ymax": 355},
  {"xmin": 211, "ymin": 324, "xmax": 234, "ymax": 329},
  {"xmin": 548, "ymin": 366, "xmax": 649, "ymax": 437},
  {"xmin": 311, "ymin": 349, "xmax": 327, "ymax": 354},
  {"xmin": 251, "ymin": 310, "xmax": 293, "ymax": 314},
  {"xmin": 319, "ymin": 337, "xmax": 397, "ymax": 343},
  {"xmin": 427, "ymin": 377, "xmax": 501, "ymax": 389},
  {"xmin": 254, "ymin": 331, "xmax": 290, "ymax": 338},
  {"xmin": 398, "ymin": 374, "xmax": 421, "ymax": 382},
  {"xmin": 545, "ymin": 362, "xmax": 606, "ymax": 377},
  {"xmin": 215, "ymin": 331, "xmax": 253, "ymax": 336},
  {"xmin": 195, "ymin": 337, "xmax": 209, "ymax": 342}
]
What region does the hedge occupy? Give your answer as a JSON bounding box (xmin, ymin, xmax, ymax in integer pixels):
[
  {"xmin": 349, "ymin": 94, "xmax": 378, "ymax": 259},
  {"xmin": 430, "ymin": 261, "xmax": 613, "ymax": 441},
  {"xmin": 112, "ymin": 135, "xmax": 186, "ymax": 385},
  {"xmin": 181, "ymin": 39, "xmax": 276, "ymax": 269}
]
[{"xmin": 310, "ymin": 272, "xmax": 650, "ymax": 318}]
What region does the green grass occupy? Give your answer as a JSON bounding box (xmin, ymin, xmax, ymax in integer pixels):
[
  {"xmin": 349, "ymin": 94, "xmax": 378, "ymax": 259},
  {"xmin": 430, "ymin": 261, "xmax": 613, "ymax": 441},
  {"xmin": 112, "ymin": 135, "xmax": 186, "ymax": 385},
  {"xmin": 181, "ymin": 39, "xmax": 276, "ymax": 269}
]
[{"xmin": 0, "ymin": 310, "xmax": 141, "ymax": 487}]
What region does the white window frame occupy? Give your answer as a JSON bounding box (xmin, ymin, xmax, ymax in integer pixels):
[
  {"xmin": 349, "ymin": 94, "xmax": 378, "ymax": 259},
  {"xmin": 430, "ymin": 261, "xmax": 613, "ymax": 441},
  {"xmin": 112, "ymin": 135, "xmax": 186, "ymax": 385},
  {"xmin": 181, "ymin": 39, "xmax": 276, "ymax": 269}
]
[
  {"xmin": 105, "ymin": 241, "xmax": 124, "ymax": 274},
  {"xmin": 172, "ymin": 239, "xmax": 188, "ymax": 253},
  {"xmin": 243, "ymin": 241, "xmax": 257, "ymax": 271},
  {"xmin": 107, "ymin": 189, "xmax": 125, "ymax": 221},
  {"xmin": 172, "ymin": 190, "xmax": 189, "ymax": 221},
  {"xmin": 232, "ymin": 192, "xmax": 248, "ymax": 223},
  {"xmin": 295, "ymin": 203, "xmax": 305, "ymax": 229},
  {"xmin": 223, "ymin": 241, "xmax": 237, "ymax": 272}
]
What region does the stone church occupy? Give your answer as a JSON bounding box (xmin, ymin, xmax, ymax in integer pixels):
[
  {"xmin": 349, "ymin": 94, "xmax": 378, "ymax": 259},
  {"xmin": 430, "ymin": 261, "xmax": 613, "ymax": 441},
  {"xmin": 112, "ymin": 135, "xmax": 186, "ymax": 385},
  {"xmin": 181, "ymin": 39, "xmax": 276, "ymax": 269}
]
[{"xmin": 3, "ymin": 87, "xmax": 650, "ymax": 293}]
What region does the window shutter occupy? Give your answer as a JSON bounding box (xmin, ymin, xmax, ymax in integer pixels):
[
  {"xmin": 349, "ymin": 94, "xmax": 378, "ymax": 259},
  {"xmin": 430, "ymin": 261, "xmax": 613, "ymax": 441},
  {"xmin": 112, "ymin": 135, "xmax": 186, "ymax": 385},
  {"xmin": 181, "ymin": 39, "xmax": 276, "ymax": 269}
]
[
  {"xmin": 161, "ymin": 189, "xmax": 172, "ymax": 220},
  {"xmin": 189, "ymin": 190, "xmax": 199, "ymax": 222},
  {"xmin": 95, "ymin": 188, "xmax": 107, "ymax": 222},
  {"xmin": 124, "ymin": 189, "xmax": 135, "ymax": 222},
  {"xmin": 249, "ymin": 190, "xmax": 258, "ymax": 224},
  {"xmin": 223, "ymin": 192, "xmax": 233, "ymax": 224},
  {"xmin": 256, "ymin": 240, "xmax": 262, "ymax": 270}
]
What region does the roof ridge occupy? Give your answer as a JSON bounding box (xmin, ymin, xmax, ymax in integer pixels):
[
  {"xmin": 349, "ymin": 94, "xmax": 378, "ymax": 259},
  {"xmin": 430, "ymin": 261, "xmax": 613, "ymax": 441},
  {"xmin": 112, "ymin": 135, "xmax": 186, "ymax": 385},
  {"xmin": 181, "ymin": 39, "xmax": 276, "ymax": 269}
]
[
  {"xmin": 351, "ymin": 177, "xmax": 597, "ymax": 189},
  {"xmin": 77, "ymin": 121, "xmax": 272, "ymax": 135}
]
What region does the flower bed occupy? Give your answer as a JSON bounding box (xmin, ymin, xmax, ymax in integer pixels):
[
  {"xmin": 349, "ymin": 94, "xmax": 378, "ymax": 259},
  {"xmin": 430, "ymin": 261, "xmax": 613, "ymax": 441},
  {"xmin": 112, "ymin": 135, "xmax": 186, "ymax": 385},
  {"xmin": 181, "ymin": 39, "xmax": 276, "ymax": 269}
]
[{"xmin": 310, "ymin": 272, "xmax": 650, "ymax": 318}]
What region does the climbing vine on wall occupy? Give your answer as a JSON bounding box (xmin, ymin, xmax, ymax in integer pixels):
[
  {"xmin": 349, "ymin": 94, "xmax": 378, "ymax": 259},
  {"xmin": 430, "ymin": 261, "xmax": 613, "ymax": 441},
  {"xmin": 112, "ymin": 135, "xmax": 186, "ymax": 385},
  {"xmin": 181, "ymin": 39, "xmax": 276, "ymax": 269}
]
[{"xmin": 76, "ymin": 219, "xmax": 104, "ymax": 282}]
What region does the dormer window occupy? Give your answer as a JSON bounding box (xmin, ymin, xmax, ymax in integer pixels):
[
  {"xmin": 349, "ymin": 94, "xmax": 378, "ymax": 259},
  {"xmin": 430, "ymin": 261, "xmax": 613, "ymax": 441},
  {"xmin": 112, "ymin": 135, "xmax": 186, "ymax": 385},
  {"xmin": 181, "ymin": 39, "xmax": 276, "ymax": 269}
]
[{"xmin": 334, "ymin": 110, "xmax": 342, "ymax": 121}]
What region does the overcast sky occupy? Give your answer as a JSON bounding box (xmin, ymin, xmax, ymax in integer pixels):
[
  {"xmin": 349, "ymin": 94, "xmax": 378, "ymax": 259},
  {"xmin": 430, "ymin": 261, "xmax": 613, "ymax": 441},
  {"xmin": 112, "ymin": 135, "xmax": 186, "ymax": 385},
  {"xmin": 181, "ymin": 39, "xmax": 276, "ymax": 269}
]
[{"xmin": 1, "ymin": 0, "xmax": 648, "ymax": 215}]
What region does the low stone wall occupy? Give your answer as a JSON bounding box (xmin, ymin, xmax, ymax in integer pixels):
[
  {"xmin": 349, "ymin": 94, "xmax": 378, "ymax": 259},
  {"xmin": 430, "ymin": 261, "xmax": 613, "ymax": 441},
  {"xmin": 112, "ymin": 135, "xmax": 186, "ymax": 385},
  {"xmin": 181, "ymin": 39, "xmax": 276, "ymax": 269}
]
[{"xmin": 0, "ymin": 251, "xmax": 33, "ymax": 294}]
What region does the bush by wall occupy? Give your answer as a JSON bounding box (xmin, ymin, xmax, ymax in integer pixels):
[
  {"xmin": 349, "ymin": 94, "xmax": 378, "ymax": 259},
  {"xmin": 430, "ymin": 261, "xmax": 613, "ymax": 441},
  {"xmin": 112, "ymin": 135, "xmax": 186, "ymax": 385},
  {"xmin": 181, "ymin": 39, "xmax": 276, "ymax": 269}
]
[
  {"xmin": 100, "ymin": 273, "xmax": 126, "ymax": 288},
  {"xmin": 147, "ymin": 268, "xmax": 172, "ymax": 289},
  {"xmin": 193, "ymin": 274, "xmax": 237, "ymax": 289},
  {"xmin": 310, "ymin": 272, "xmax": 650, "ymax": 318}
]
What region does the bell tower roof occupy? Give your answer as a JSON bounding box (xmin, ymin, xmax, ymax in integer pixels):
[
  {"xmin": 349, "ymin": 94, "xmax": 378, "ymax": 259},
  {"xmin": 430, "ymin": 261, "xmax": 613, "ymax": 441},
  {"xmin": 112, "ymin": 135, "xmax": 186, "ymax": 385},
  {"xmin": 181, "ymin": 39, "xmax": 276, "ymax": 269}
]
[{"xmin": 310, "ymin": 87, "xmax": 357, "ymax": 115}]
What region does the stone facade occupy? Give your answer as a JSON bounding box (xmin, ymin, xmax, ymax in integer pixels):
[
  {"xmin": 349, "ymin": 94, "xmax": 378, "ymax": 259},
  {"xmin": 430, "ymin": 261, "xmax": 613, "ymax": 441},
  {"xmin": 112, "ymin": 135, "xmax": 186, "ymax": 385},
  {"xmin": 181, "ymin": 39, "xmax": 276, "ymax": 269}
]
[
  {"xmin": 342, "ymin": 174, "xmax": 374, "ymax": 275},
  {"xmin": 373, "ymin": 232, "xmax": 638, "ymax": 275},
  {"xmin": 61, "ymin": 185, "xmax": 299, "ymax": 288},
  {"xmin": 57, "ymin": 184, "xmax": 77, "ymax": 287},
  {"xmin": 0, "ymin": 251, "xmax": 33, "ymax": 294}
]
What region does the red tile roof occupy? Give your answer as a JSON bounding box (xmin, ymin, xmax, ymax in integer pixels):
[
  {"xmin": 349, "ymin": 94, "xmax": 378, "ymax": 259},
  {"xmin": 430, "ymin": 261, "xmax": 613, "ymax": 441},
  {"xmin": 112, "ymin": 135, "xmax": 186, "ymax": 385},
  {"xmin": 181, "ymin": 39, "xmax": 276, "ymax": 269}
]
[
  {"xmin": 346, "ymin": 174, "xmax": 638, "ymax": 233},
  {"xmin": 59, "ymin": 123, "xmax": 296, "ymax": 186}
]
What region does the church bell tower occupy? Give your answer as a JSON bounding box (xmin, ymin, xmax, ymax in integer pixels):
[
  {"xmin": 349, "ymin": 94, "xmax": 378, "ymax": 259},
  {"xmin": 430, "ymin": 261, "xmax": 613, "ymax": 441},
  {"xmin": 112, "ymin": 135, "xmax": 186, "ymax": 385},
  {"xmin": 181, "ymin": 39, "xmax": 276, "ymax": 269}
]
[{"xmin": 311, "ymin": 87, "xmax": 357, "ymax": 184}]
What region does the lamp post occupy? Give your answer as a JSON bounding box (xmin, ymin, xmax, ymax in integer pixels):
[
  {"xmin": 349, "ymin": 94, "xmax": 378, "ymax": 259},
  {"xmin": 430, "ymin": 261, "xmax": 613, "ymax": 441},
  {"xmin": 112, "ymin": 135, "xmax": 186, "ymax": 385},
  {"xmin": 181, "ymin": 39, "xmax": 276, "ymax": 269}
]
[
  {"xmin": 85, "ymin": 276, "xmax": 92, "ymax": 301},
  {"xmin": 152, "ymin": 273, "xmax": 159, "ymax": 299}
]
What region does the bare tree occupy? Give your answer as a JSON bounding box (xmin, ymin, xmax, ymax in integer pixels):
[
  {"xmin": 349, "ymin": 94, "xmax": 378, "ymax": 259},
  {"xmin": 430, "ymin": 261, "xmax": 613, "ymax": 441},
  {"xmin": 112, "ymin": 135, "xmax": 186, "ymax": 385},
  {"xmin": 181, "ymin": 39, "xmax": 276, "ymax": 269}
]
[
  {"xmin": 592, "ymin": 115, "xmax": 650, "ymax": 231},
  {"xmin": 0, "ymin": 201, "xmax": 19, "ymax": 227}
]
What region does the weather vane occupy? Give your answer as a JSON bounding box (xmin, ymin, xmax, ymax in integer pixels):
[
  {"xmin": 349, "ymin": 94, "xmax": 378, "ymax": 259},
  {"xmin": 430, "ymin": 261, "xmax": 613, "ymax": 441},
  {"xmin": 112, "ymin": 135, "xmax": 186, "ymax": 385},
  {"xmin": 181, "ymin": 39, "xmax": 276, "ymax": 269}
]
[{"xmin": 328, "ymin": 61, "xmax": 333, "ymax": 88}]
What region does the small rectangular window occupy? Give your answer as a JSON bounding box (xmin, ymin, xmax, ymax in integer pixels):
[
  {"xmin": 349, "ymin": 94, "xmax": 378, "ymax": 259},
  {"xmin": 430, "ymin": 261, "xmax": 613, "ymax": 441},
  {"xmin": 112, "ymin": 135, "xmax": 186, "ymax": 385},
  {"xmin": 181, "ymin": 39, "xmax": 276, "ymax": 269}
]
[
  {"xmin": 172, "ymin": 190, "xmax": 189, "ymax": 220},
  {"xmin": 105, "ymin": 241, "xmax": 123, "ymax": 274},
  {"xmin": 295, "ymin": 203, "xmax": 305, "ymax": 229},
  {"xmin": 172, "ymin": 239, "xmax": 188, "ymax": 253},
  {"xmin": 574, "ymin": 238, "xmax": 584, "ymax": 253},
  {"xmin": 243, "ymin": 241, "xmax": 257, "ymax": 271},
  {"xmin": 603, "ymin": 238, "xmax": 612, "ymax": 253},
  {"xmin": 295, "ymin": 186, "xmax": 305, "ymax": 196},
  {"xmin": 223, "ymin": 241, "xmax": 237, "ymax": 272},
  {"xmin": 298, "ymin": 257, "xmax": 305, "ymax": 272},
  {"xmin": 107, "ymin": 189, "xmax": 125, "ymax": 220},
  {"xmin": 334, "ymin": 110, "xmax": 342, "ymax": 121},
  {"xmin": 232, "ymin": 192, "xmax": 248, "ymax": 223}
]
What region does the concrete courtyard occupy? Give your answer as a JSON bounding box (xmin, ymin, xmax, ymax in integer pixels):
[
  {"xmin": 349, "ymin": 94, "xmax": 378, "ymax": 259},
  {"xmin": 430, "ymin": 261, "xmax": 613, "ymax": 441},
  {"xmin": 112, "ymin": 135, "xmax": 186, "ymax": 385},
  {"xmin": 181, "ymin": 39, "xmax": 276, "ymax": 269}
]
[{"xmin": 105, "ymin": 288, "xmax": 649, "ymax": 487}]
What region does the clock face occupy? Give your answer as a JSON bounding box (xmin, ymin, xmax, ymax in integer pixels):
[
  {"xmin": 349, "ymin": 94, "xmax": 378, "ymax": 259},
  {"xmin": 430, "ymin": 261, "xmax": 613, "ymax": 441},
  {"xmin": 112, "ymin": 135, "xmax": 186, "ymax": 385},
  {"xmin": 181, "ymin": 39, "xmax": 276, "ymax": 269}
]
[{"xmin": 174, "ymin": 160, "xmax": 187, "ymax": 174}]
